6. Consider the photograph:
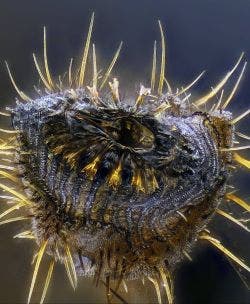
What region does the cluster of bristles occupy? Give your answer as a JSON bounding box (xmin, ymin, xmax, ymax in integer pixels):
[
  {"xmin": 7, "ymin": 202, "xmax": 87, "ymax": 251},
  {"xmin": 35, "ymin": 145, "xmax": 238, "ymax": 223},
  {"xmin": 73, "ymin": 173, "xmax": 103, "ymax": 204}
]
[{"xmin": 0, "ymin": 12, "xmax": 249, "ymax": 304}]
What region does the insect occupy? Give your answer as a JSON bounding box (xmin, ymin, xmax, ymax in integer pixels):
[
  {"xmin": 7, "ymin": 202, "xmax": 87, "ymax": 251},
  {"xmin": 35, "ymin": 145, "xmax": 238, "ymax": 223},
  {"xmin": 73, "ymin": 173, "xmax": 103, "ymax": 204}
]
[{"xmin": 0, "ymin": 12, "xmax": 249, "ymax": 304}]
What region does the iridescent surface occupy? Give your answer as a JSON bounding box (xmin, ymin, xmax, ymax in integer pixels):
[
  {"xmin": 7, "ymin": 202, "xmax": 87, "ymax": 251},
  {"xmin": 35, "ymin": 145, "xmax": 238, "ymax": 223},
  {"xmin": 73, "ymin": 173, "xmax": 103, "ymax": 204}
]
[{"xmin": 0, "ymin": 0, "xmax": 249, "ymax": 303}]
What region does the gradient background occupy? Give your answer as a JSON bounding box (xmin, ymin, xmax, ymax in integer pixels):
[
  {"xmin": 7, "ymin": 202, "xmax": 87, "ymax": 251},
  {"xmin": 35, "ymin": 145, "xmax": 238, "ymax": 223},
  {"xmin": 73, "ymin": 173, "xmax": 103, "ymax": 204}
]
[{"xmin": 0, "ymin": 0, "xmax": 249, "ymax": 303}]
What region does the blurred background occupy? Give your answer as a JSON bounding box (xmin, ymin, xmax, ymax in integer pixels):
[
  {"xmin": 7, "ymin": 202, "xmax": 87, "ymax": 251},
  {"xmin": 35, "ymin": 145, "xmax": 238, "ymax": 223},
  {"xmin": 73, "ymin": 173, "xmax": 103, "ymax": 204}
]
[{"xmin": 0, "ymin": 0, "xmax": 249, "ymax": 303}]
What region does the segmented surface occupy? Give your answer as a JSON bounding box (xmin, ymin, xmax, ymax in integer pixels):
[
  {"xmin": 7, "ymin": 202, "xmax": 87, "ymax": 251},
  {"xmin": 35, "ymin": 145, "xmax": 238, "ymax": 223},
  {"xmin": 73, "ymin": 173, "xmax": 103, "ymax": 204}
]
[{"xmin": 10, "ymin": 89, "xmax": 232, "ymax": 279}]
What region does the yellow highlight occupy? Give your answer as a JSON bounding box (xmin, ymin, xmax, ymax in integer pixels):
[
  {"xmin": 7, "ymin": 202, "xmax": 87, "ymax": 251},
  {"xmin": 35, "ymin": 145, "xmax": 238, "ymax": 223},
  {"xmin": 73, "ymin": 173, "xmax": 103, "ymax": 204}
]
[
  {"xmin": 151, "ymin": 40, "xmax": 157, "ymax": 92},
  {"xmin": 43, "ymin": 27, "xmax": 54, "ymax": 89},
  {"xmin": 226, "ymin": 193, "xmax": 250, "ymax": 212},
  {"xmin": 0, "ymin": 216, "xmax": 29, "ymax": 226},
  {"xmin": 68, "ymin": 58, "xmax": 73, "ymax": 86},
  {"xmin": 53, "ymin": 144, "xmax": 66, "ymax": 155},
  {"xmin": 148, "ymin": 277, "xmax": 162, "ymax": 304},
  {"xmin": 158, "ymin": 20, "xmax": 166, "ymax": 95},
  {"xmin": 199, "ymin": 234, "xmax": 250, "ymax": 272},
  {"xmin": 0, "ymin": 169, "xmax": 20, "ymax": 183},
  {"xmin": 176, "ymin": 70, "xmax": 206, "ymax": 97},
  {"xmin": 40, "ymin": 260, "xmax": 54, "ymax": 304},
  {"xmin": 158, "ymin": 266, "xmax": 173, "ymax": 304},
  {"xmin": 5, "ymin": 61, "xmax": 32, "ymax": 102},
  {"xmin": 28, "ymin": 240, "xmax": 48, "ymax": 304},
  {"xmin": 0, "ymin": 183, "xmax": 32, "ymax": 205},
  {"xmin": 132, "ymin": 171, "xmax": 145, "ymax": 192},
  {"xmin": 78, "ymin": 12, "xmax": 95, "ymax": 87},
  {"xmin": 194, "ymin": 53, "xmax": 244, "ymax": 106},
  {"xmin": 65, "ymin": 245, "xmax": 78, "ymax": 289},
  {"xmin": 100, "ymin": 41, "xmax": 123, "ymax": 90},
  {"xmin": 64, "ymin": 255, "xmax": 76, "ymax": 290},
  {"xmin": 0, "ymin": 201, "xmax": 26, "ymax": 220},
  {"xmin": 234, "ymin": 153, "xmax": 250, "ymax": 169},
  {"xmin": 14, "ymin": 230, "xmax": 35, "ymax": 239},
  {"xmin": 82, "ymin": 156, "xmax": 100, "ymax": 178},
  {"xmin": 222, "ymin": 61, "xmax": 247, "ymax": 109},
  {"xmin": 33, "ymin": 53, "xmax": 52, "ymax": 91},
  {"xmin": 216, "ymin": 209, "xmax": 249, "ymax": 232},
  {"xmin": 109, "ymin": 163, "xmax": 122, "ymax": 188},
  {"xmin": 231, "ymin": 109, "xmax": 250, "ymax": 125}
]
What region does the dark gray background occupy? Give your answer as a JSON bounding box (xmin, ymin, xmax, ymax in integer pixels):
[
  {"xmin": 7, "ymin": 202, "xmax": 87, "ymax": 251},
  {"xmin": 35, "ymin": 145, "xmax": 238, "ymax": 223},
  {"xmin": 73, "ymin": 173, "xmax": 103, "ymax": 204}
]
[{"xmin": 0, "ymin": 0, "xmax": 249, "ymax": 303}]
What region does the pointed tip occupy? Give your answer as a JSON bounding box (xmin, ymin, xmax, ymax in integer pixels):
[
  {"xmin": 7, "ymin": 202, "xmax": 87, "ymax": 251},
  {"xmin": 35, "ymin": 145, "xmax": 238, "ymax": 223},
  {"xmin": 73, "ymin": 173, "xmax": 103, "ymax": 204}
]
[
  {"xmin": 4, "ymin": 61, "xmax": 32, "ymax": 102},
  {"xmin": 27, "ymin": 240, "xmax": 48, "ymax": 304},
  {"xmin": 78, "ymin": 12, "xmax": 95, "ymax": 87},
  {"xmin": 157, "ymin": 20, "xmax": 166, "ymax": 95},
  {"xmin": 194, "ymin": 53, "xmax": 245, "ymax": 106}
]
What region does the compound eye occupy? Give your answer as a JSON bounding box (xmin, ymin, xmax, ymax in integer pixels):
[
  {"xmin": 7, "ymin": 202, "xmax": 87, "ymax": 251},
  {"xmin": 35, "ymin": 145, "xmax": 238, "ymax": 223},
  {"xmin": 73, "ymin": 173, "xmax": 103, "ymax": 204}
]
[{"xmin": 117, "ymin": 118, "xmax": 155, "ymax": 152}]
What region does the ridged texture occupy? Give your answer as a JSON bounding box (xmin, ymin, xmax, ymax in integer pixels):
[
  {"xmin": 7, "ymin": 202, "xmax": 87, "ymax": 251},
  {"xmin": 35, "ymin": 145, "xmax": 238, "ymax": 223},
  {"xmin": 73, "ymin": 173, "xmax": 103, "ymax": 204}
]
[{"xmin": 10, "ymin": 88, "xmax": 232, "ymax": 278}]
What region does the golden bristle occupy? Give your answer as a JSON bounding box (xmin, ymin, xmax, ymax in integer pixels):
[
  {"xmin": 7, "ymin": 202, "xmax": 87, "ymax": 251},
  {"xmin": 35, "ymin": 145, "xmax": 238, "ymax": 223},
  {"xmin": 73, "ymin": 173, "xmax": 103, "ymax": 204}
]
[
  {"xmin": 40, "ymin": 260, "xmax": 55, "ymax": 304},
  {"xmin": 0, "ymin": 144, "xmax": 17, "ymax": 150},
  {"xmin": 65, "ymin": 244, "xmax": 78, "ymax": 288},
  {"xmin": 236, "ymin": 132, "xmax": 250, "ymax": 140},
  {"xmin": 183, "ymin": 250, "xmax": 192, "ymax": 261},
  {"xmin": 109, "ymin": 78, "xmax": 120, "ymax": 104},
  {"xmin": 216, "ymin": 209, "xmax": 249, "ymax": 232},
  {"xmin": 158, "ymin": 266, "xmax": 173, "ymax": 304},
  {"xmin": 151, "ymin": 40, "xmax": 157, "ymax": 92},
  {"xmin": 0, "ymin": 183, "xmax": 32, "ymax": 205},
  {"xmin": 100, "ymin": 41, "xmax": 123, "ymax": 90},
  {"xmin": 0, "ymin": 164, "xmax": 16, "ymax": 171},
  {"xmin": 5, "ymin": 61, "xmax": 32, "ymax": 102},
  {"xmin": 68, "ymin": 58, "xmax": 73, "ymax": 86},
  {"xmin": 105, "ymin": 276, "xmax": 112, "ymax": 304},
  {"xmin": 226, "ymin": 193, "xmax": 250, "ymax": 212},
  {"xmin": 199, "ymin": 234, "xmax": 250, "ymax": 272},
  {"xmin": 0, "ymin": 216, "xmax": 29, "ymax": 226},
  {"xmin": 64, "ymin": 255, "xmax": 76, "ymax": 290},
  {"xmin": 43, "ymin": 27, "xmax": 54, "ymax": 89},
  {"xmin": 221, "ymin": 145, "xmax": 250, "ymax": 152},
  {"xmin": 222, "ymin": 61, "xmax": 247, "ymax": 109},
  {"xmin": 194, "ymin": 53, "xmax": 244, "ymax": 106},
  {"xmin": 176, "ymin": 210, "xmax": 188, "ymax": 222},
  {"xmin": 214, "ymin": 89, "xmax": 224, "ymax": 111},
  {"xmin": 122, "ymin": 280, "xmax": 128, "ymax": 293},
  {"xmin": 0, "ymin": 169, "xmax": 20, "ymax": 183},
  {"xmin": 148, "ymin": 277, "xmax": 162, "ymax": 304},
  {"xmin": 0, "ymin": 202, "xmax": 26, "ymax": 220},
  {"xmin": 33, "ymin": 53, "xmax": 53, "ymax": 91},
  {"xmin": 0, "ymin": 111, "xmax": 11, "ymax": 117},
  {"xmin": 158, "ymin": 20, "xmax": 166, "ymax": 95},
  {"xmin": 231, "ymin": 109, "xmax": 250, "ymax": 125},
  {"xmin": 176, "ymin": 70, "xmax": 206, "ymax": 97},
  {"xmin": 135, "ymin": 85, "xmax": 151, "ymax": 109},
  {"xmin": 0, "ymin": 128, "xmax": 19, "ymax": 134},
  {"xmin": 78, "ymin": 12, "xmax": 95, "ymax": 87},
  {"xmin": 14, "ymin": 230, "xmax": 35, "ymax": 239},
  {"xmin": 164, "ymin": 77, "xmax": 172, "ymax": 93},
  {"xmin": 92, "ymin": 43, "xmax": 98, "ymax": 90},
  {"xmin": 234, "ymin": 153, "xmax": 250, "ymax": 169},
  {"xmin": 0, "ymin": 151, "xmax": 15, "ymax": 156},
  {"xmin": 28, "ymin": 240, "xmax": 48, "ymax": 304}
]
